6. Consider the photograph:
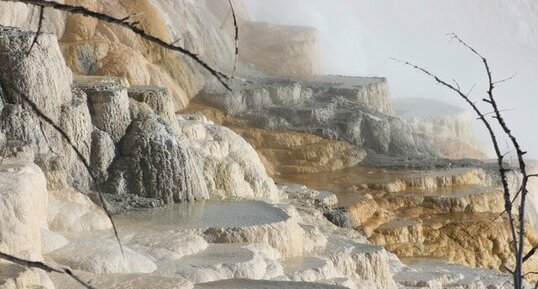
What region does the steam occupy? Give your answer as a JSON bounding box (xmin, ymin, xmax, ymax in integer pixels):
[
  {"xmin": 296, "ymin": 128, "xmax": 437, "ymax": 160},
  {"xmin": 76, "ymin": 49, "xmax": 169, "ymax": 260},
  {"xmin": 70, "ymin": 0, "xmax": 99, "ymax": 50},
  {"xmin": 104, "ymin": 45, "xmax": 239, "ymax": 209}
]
[{"xmin": 243, "ymin": 0, "xmax": 538, "ymax": 159}]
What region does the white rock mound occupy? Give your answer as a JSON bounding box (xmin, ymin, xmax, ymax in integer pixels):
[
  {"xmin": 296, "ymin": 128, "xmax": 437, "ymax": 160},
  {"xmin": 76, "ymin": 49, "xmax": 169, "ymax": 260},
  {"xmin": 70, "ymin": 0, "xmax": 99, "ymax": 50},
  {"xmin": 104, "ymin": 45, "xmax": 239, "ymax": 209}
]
[
  {"xmin": 177, "ymin": 113, "xmax": 279, "ymax": 201},
  {"xmin": 0, "ymin": 162, "xmax": 48, "ymax": 260}
]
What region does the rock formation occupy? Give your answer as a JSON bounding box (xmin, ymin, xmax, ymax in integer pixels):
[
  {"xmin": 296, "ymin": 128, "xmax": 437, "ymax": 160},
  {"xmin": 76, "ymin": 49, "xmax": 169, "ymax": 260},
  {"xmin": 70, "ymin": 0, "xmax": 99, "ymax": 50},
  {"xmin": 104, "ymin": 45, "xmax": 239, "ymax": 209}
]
[
  {"xmin": 0, "ymin": 1, "xmax": 535, "ymax": 289},
  {"xmin": 275, "ymin": 164, "xmax": 538, "ymax": 278},
  {"xmin": 0, "ymin": 0, "xmax": 324, "ymax": 108},
  {"xmin": 394, "ymin": 98, "xmax": 486, "ymax": 160},
  {"xmin": 199, "ymin": 76, "xmax": 437, "ymax": 158},
  {"xmin": 181, "ymin": 102, "xmax": 367, "ymax": 175}
]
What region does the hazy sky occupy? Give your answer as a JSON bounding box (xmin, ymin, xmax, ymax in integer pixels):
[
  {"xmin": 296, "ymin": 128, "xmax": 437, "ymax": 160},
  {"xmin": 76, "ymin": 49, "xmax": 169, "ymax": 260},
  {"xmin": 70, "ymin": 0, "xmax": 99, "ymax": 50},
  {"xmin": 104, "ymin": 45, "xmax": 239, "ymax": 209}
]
[{"xmin": 243, "ymin": 0, "xmax": 538, "ymax": 159}]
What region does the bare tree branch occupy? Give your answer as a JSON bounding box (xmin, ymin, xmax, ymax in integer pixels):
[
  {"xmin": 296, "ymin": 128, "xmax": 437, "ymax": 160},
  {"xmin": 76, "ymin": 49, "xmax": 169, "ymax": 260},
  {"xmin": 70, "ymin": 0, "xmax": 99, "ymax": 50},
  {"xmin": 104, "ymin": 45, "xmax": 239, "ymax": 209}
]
[
  {"xmin": 27, "ymin": 6, "xmax": 44, "ymax": 56},
  {"xmin": 227, "ymin": 0, "xmax": 239, "ymax": 80},
  {"xmin": 392, "ymin": 56, "xmax": 519, "ymax": 259},
  {"xmin": 494, "ymin": 73, "xmax": 518, "ymax": 85},
  {"xmin": 0, "ymin": 77, "xmax": 124, "ymax": 257},
  {"xmin": 0, "ymin": 251, "xmax": 98, "ymax": 289},
  {"xmin": 523, "ymin": 244, "xmax": 538, "ymax": 263},
  {"xmin": 396, "ymin": 34, "xmax": 533, "ymax": 289},
  {"xmin": 6, "ymin": 0, "xmax": 232, "ymax": 90},
  {"xmin": 448, "ymin": 33, "xmax": 531, "ymax": 288},
  {"xmin": 220, "ymin": 7, "xmax": 232, "ymax": 30},
  {"xmin": 466, "ymin": 83, "xmax": 477, "ymax": 97}
]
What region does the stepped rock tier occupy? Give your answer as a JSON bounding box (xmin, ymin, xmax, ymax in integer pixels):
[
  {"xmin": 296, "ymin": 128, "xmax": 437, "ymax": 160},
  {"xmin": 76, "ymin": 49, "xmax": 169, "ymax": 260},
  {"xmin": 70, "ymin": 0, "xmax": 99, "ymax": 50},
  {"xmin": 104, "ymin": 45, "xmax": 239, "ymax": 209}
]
[
  {"xmin": 394, "ymin": 98, "xmax": 486, "ymax": 160},
  {"xmin": 0, "ymin": 0, "xmax": 535, "ymax": 288},
  {"xmin": 199, "ymin": 76, "xmax": 436, "ymax": 159}
]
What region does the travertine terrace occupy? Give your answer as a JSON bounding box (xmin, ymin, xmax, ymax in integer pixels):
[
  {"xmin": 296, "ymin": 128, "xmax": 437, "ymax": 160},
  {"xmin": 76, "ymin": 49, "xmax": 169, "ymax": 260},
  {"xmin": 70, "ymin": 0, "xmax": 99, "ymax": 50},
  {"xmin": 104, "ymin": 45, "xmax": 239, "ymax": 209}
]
[{"xmin": 0, "ymin": 1, "xmax": 536, "ymax": 289}]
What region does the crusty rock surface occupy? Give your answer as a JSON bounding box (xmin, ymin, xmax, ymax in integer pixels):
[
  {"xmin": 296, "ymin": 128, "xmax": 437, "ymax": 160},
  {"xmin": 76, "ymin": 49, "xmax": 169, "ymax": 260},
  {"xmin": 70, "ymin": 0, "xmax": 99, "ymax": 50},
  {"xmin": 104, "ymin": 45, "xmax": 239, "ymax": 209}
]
[
  {"xmin": 47, "ymin": 188, "xmax": 111, "ymax": 232},
  {"xmin": 277, "ymin": 164, "xmax": 538, "ymax": 278},
  {"xmin": 107, "ymin": 115, "xmax": 209, "ymax": 203},
  {"xmin": 0, "ymin": 263, "xmax": 55, "ymax": 289},
  {"xmin": 176, "ymin": 114, "xmax": 279, "ymax": 201},
  {"xmin": 47, "ymin": 234, "xmax": 157, "ymax": 274},
  {"xmin": 77, "ymin": 81, "xmax": 131, "ymax": 143},
  {"xmin": 0, "ymin": 6, "xmax": 528, "ymax": 289},
  {"xmin": 182, "ymin": 103, "xmax": 367, "ymax": 175},
  {"xmin": 0, "ymin": 25, "xmax": 94, "ymax": 191},
  {"xmin": 0, "ymin": 25, "xmax": 285, "ymax": 206},
  {"xmin": 128, "ymin": 86, "xmax": 176, "ymax": 124}
]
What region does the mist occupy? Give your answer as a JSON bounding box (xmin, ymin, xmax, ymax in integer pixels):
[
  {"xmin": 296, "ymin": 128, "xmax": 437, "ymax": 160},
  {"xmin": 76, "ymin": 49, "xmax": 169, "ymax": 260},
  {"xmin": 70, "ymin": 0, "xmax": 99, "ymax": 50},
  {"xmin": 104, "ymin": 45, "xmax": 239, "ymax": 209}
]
[{"xmin": 243, "ymin": 0, "xmax": 538, "ymax": 160}]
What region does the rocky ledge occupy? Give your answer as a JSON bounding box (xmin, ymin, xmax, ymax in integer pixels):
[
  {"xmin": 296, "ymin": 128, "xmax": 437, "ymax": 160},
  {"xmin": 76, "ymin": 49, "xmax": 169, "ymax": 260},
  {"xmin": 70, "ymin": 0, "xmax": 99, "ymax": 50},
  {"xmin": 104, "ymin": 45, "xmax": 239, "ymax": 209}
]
[{"xmin": 0, "ymin": 6, "xmax": 535, "ymax": 289}]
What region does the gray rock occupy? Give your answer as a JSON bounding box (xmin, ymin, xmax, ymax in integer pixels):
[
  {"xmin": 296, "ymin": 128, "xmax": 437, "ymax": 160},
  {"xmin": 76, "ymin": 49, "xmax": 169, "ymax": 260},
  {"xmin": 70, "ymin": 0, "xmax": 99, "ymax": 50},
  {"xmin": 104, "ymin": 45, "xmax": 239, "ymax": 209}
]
[
  {"xmin": 59, "ymin": 88, "xmax": 93, "ymax": 160},
  {"xmin": 128, "ymin": 98, "xmax": 155, "ymax": 121},
  {"xmin": 1, "ymin": 103, "xmax": 49, "ymax": 154},
  {"xmin": 88, "ymin": 193, "xmax": 165, "ymax": 215},
  {"xmin": 107, "ymin": 115, "xmax": 208, "ymax": 203},
  {"xmin": 0, "ymin": 26, "xmax": 95, "ymax": 191},
  {"xmin": 34, "ymin": 156, "xmax": 68, "ymax": 190},
  {"xmin": 79, "ymin": 82, "xmax": 131, "ymax": 143},
  {"xmin": 0, "ymin": 26, "xmax": 72, "ymax": 121},
  {"xmin": 323, "ymin": 208, "xmax": 354, "ymax": 228},
  {"xmin": 128, "ymin": 86, "xmax": 176, "ymax": 123},
  {"xmin": 200, "ymin": 76, "xmax": 437, "ymax": 158},
  {"xmin": 90, "ymin": 128, "xmax": 116, "ymax": 183}
]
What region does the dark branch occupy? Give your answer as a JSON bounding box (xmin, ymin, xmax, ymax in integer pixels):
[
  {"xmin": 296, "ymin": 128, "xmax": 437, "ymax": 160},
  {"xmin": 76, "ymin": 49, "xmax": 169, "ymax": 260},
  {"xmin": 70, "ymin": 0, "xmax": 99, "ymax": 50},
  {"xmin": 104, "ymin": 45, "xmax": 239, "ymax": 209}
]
[
  {"xmin": 394, "ymin": 55, "xmax": 520, "ymax": 281},
  {"xmin": 228, "ymin": 0, "xmax": 239, "ymax": 80},
  {"xmin": 450, "ymin": 34, "xmax": 530, "ymax": 286},
  {"xmin": 400, "ymin": 33, "xmax": 533, "ymax": 289},
  {"xmin": 8, "ymin": 0, "xmax": 231, "ymax": 90},
  {"xmin": 523, "ymin": 244, "xmax": 538, "ymax": 263},
  {"xmin": 0, "ymin": 77, "xmax": 124, "ymax": 257},
  {"xmin": 0, "ymin": 251, "xmax": 98, "ymax": 289},
  {"xmin": 27, "ymin": 6, "xmax": 44, "ymax": 56}
]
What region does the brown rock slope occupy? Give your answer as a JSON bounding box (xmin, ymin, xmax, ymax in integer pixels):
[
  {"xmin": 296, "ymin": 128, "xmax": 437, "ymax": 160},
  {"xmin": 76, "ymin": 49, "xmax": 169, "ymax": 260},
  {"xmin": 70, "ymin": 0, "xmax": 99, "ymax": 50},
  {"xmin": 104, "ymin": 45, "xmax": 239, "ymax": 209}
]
[{"xmin": 275, "ymin": 165, "xmax": 538, "ymax": 278}]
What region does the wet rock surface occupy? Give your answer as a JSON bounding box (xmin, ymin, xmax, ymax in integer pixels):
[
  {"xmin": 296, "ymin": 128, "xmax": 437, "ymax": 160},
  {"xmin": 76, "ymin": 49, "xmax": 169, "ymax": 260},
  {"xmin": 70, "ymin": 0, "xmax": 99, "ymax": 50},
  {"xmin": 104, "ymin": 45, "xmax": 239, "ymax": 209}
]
[{"xmin": 275, "ymin": 164, "xmax": 538, "ymax": 277}]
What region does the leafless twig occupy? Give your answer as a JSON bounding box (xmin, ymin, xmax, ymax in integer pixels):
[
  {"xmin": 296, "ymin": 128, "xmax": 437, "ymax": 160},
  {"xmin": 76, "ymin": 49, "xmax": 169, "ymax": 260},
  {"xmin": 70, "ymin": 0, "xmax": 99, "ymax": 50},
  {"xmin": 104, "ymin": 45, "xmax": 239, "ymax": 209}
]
[
  {"xmin": 220, "ymin": 8, "xmax": 232, "ymax": 29},
  {"xmin": 392, "ymin": 56, "xmax": 519, "ymax": 260},
  {"xmin": 0, "ymin": 77, "xmax": 124, "ymax": 257},
  {"xmin": 6, "ymin": 0, "xmax": 231, "ymax": 90},
  {"xmin": 227, "ymin": 0, "xmax": 239, "ymax": 80},
  {"xmin": 396, "ymin": 33, "xmax": 533, "ymax": 289},
  {"xmin": 0, "ymin": 251, "xmax": 98, "ymax": 289},
  {"xmin": 27, "ymin": 6, "xmax": 44, "ymax": 56}
]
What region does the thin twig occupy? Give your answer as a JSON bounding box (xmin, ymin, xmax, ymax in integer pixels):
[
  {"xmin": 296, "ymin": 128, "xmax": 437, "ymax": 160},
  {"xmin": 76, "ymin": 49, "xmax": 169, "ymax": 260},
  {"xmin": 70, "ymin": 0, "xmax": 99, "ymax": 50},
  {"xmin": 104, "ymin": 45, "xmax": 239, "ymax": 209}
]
[
  {"xmin": 0, "ymin": 77, "xmax": 124, "ymax": 257},
  {"xmin": 466, "ymin": 83, "xmax": 477, "ymax": 97},
  {"xmin": 399, "ymin": 33, "xmax": 532, "ymax": 289},
  {"xmin": 450, "ymin": 33, "xmax": 530, "ymax": 288},
  {"xmin": 27, "ymin": 5, "xmax": 44, "ymax": 56},
  {"xmin": 7, "ymin": 0, "xmax": 231, "ymax": 90},
  {"xmin": 494, "ymin": 73, "xmax": 518, "ymax": 85},
  {"xmin": 523, "ymin": 244, "xmax": 538, "ymax": 263},
  {"xmin": 227, "ymin": 0, "xmax": 239, "ymax": 80},
  {"xmin": 220, "ymin": 8, "xmax": 232, "ymax": 30},
  {"xmin": 0, "ymin": 251, "xmax": 98, "ymax": 289},
  {"xmin": 392, "ymin": 56, "xmax": 519, "ymax": 261}
]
